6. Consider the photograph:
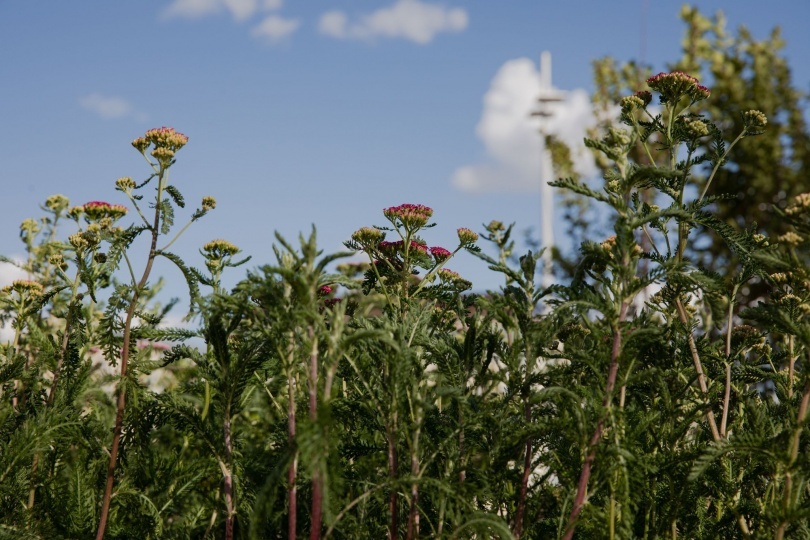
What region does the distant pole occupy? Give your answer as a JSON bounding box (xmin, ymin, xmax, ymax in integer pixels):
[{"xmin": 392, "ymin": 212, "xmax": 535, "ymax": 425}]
[{"xmin": 532, "ymin": 51, "xmax": 563, "ymax": 290}]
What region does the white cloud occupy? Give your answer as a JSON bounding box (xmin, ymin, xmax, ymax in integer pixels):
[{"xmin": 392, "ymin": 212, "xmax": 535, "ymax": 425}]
[
  {"xmin": 79, "ymin": 93, "xmax": 146, "ymax": 121},
  {"xmin": 252, "ymin": 15, "xmax": 299, "ymax": 42},
  {"xmin": 452, "ymin": 58, "xmax": 597, "ymax": 193},
  {"xmin": 162, "ymin": 0, "xmax": 282, "ymax": 21},
  {"xmin": 318, "ymin": 0, "xmax": 468, "ymax": 44}
]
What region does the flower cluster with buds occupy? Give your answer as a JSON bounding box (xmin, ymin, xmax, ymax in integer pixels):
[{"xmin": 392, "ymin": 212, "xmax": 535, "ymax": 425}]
[
  {"xmin": 115, "ymin": 177, "xmax": 136, "ymax": 194},
  {"xmin": 82, "ymin": 201, "xmax": 128, "ymax": 222},
  {"xmin": 743, "ymin": 110, "xmax": 768, "ymax": 135},
  {"xmin": 457, "ymin": 228, "xmax": 479, "ymax": 246},
  {"xmin": 132, "ymin": 127, "xmax": 189, "ymax": 167},
  {"xmin": 351, "ymin": 227, "xmax": 386, "ymax": 249},
  {"xmin": 785, "ymin": 193, "xmax": 810, "ymax": 216},
  {"xmin": 620, "ymin": 91, "xmax": 652, "ymax": 115},
  {"xmin": 137, "ymin": 127, "xmax": 189, "ymax": 152},
  {"xmin": 646, "ymin": 71, "xmax": 710, "ymax": 105},
  {"xmin": 429, "ymin": 246, "xmax": 452, "ymax": 263},
  {"xmin": 202, "ymin": 239, "xmax": 240, "ymax": 259},
  {"xmin": 20, "ymin": 218, "xmax": 41, "ymax": 237},
  {"xmin": 1, "ymin": 279, "xmax": 44, "ymax": 297},
  {"xmin": 383, "ymin": 203, "xmax": 433, "ymax": 231},
  {"xmin": 777, "ymin": 231, "xmax": 803, "ymax": 246},
  {"xmin": 684, "ymin": 118, "xmax": 709, "ymax": 138},
  {"xmin": 45, "ymin": 194, "xmax": 70, "ymax": 213},
  {"xmin": 437, "ymin": 268, "xmax": 472, "ymax": 291}
]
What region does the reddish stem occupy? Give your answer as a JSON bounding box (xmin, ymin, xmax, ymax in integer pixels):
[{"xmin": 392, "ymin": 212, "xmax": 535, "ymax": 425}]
[
  {"xmin": 388, "ymin": 423, "xmax": 399, "ymax": 540},
  {"xmin": 288, "ymin": 372, "xmax": 297, "ymax": 539},
  {"xmin": 563, "ymin": 302, "xmax": 627, "ymax": 540},
  {"xmin": 512, "ymin": 400, "xmax": 532, "ymax": 538},
  {"xmin": 96, "ymin": 169, "xmax": 164, "ymax": 540},
  {"xmin": 309, "ymin": 330, "xmax": 322, "ymax": 540}
]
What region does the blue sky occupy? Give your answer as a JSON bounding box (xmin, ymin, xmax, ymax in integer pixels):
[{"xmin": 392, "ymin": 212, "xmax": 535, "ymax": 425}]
[{"xmin": 1, "ymin": 0, "xmax": 808, "ymax": 299}]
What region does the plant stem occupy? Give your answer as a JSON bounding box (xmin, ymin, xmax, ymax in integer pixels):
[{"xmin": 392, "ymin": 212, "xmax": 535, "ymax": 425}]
[
  {"xmin": 288, "ymin": 353, "xmax": 298, "ymax": 539},
  {"xmin": 405, "ymin": 423, "xmax": 421, "ymax": 540},
  {"xmin": 96, "ymin": 169, "xmax": 166, "ymax": 540},
  {"xmin": 787, "ymin": 335, "xmax": 795, "ymax": 400},
  {"xmin": 222, "ymin": 400, "xmax": 235, "ymax": 540},
  {"xmin": 721, "ymin": 285, "xmax": 739, "ymax": 438},
  {"xmin": 674, "ymin": 299, "xmax": 721, "ymax": 442},
  {"xmin": 309, "ymin": 327, "xmax": 323, "ymax": 540},
  {"xmin": 512, "ymin": 399, "xmax": 532, "ymax": 539},
  {"xmin": 387, "ymin": 416, "xmax": 399, "ymax": 540},
  {"xmin": 564, "ymin": 301, "xmax": 628, "ymax": 540},
  {"xmin": 775, "ymin": 366, "xmax": 810, "ymax": 540}
]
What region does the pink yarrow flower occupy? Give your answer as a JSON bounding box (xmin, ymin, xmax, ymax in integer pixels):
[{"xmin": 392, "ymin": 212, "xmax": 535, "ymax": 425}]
[
  {"xmin": 82, "ymin": 201, "xmax": 128, "ymax": 221},
  {"xmin": 430, "ymin": 246, "xmax": 452, "ymax": 263},
  {"xmin": 646, "ymin": 71, "xmax": 709, "ymax": 103},
  {"xmin": 383, "ymin": 203, "xmax": 433, "ymax": 230}
]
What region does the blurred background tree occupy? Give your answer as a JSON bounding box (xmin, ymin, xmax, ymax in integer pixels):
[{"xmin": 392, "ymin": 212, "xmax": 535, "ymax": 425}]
[{"xmin": 552, "ymin": 5, "xmax": 809, "ymax": 305}]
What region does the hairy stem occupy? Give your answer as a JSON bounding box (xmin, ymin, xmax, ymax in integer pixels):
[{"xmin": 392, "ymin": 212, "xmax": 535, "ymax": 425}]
[
  {"xmin": 96, "ymin": 170, "xmax": 165, "ymax": 539},
  {"xmin": 775, "ymin": 369, "xmax": 810, "ymax": 540},
  {"xmin": 388, "ymin": 417, "xmax": 399, "ymax": 540},
  {"xmin": 564, "ymin": 301, "xmax": 628, "ymax": 540},
  {"xmin": 288, "ymin": 364, "xmax": 298, "ymax": 540},
  {"xmin": 513, "ymin": 400, "xmax": 532, "ymax": 539},
  {"xmin": 721, "ymin": 285, "xmax": 739, "ymax": 438},
  {"xmin": 309, "ymin": 328, "xmax": 323, "ymax": 540},
  {"xmin": 675, "ymin": 299, "xmax": 721, "ymax": 442}
]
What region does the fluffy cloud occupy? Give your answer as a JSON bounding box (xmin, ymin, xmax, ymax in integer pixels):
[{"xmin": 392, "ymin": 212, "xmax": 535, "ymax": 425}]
[
  {"xmin": 79, "ymin": 93, "xmax": 145, "ymax": 121},
  {"xmin": 252, "ymin": 15, "xmax": 299, "ymax": 42},
  {"xmin": 162, "ymin": 0, "xmax": 282, "ymax": 21},
  {"xmin": 452, "ymin": 58, "xmax": 597, "ymax": 193},
  {"xmin": 318, "ymin": 0, "xmax": 468, "ymax": 44}
]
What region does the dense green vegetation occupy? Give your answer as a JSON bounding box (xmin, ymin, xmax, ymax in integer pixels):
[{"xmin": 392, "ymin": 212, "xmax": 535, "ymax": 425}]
[{"xmin": 2, "ymin": 10, "xmax": 810, "ymax": 540}]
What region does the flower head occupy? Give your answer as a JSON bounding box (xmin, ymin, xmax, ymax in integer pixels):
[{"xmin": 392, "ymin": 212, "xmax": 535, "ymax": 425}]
[
  {"xmin": 151, "ymin": 146, "xmax": 175, "ymax": 166},
  {"xmin": 68, "ymin": 232, "xmax": 88, "ymax": 250},
  {"xmin": 202, "ymin": 196, "xmax": 217, "ymax": 211},
  {"xmin": 383, "ymin": 203, "xmax": 433, "ymax": 230},
  {"xmin": 115, "ymin": 177, "xmax": 136, "ymax": 193},
  {"xmin": 319, "ymin": 285, "xmax": 333, "ymax": 296},
  {"xmin": 143, "ymin": 127, "xmax": 188, "ymax": 151},
  {"xmin": 684, "ymin": 119, "xmax": 709, "ymax": 138},
  {"xmin": 45, "ymin": 194, "xmax": 70, "ymax": 213},
  {"xmin": 437, "ymin": 268, "xmax": 472, "ymax": 291},
  {"xmin": 620, "ymin": 95, "xmax": 645, "ymax": 115},
  {"xmin": 429, "ymin": 246, "xmax": 452, "ymax": 264},
  {"xmin": 485, "ymin": 220, "xmax": 505, "ymax": 233},
  {"xmin": 634, "ymin": 90, "xmax": 652, "ymax": 107},
  {"xmin": 743, "ymin": 110, "xmax": 768, "ymax": 135},
  {"xmin": 202, "ymin": 239, "xmax": 240, "ymax": 258},
  {"xmin": 777, "ymin": 231, "xmax": 803, "ymax": 246},
  {"xmin": 351, "ymin": 226, "xmax": 385, "ymax": 249},
  {"xmin": 132, "ymin": 137, "xmax": 149, "ymax": 153},
  {"xmin": 785, "ymin": 193, "xmax": 810, "ymax": 216},
  {"xmin": 646, "ymin": 71, "xmax": 707, "ymax": 105},
  {"xmin": 456, "ymin": 228, "xmax": 479, "ymax": 246},
  {"xmin": 82, "ymin": 201, "xmax": 128, "ymax": 221},
  {"xmin": 1, "ymin": 279, "xmax": 44, "ymax": 297},
  {"xmin": 20, "ymin": 218, "xmax": 40, "ymax": 235}
]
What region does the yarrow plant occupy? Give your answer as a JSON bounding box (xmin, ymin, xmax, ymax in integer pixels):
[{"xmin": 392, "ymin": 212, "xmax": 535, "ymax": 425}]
[
  {"xmin": 345, "ymin": 203, "xmax": 479, "ymax": 312},
  {"xmin": 4, "ymin": 15, "xmax": 810, "ymax": 538}
]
